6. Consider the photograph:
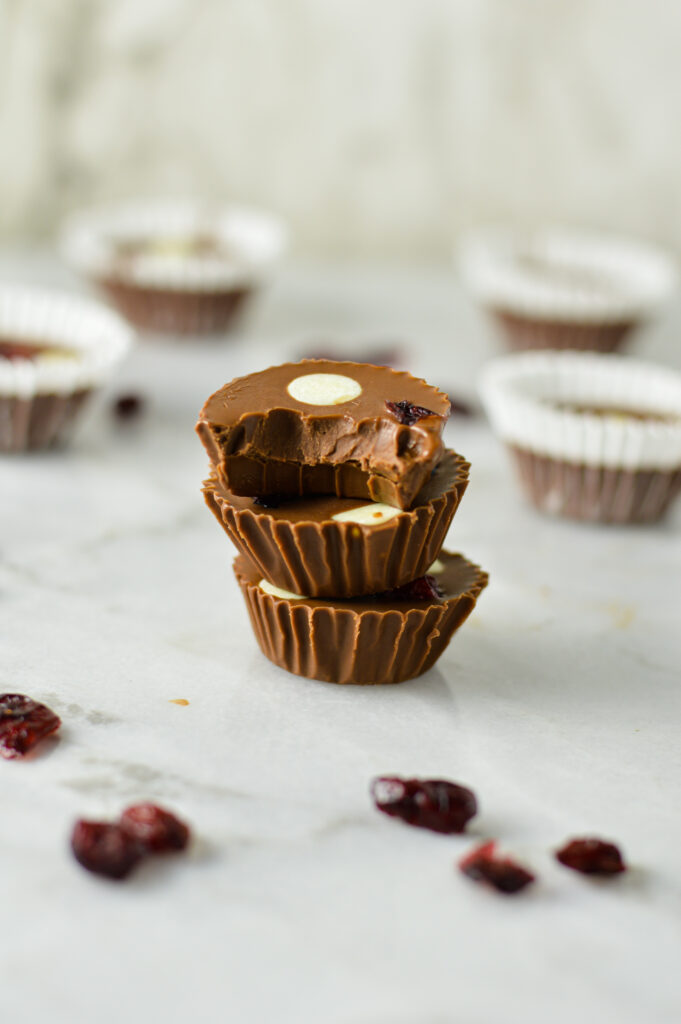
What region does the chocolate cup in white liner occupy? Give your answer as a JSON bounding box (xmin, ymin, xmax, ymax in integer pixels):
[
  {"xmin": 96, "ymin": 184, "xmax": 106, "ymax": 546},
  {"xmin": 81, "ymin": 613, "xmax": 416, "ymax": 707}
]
[
  {"xmin": 479, "ymin": 351, "xmax": 681, "ymax": 524},
  {"xmin": 0, "ymin": 285, "xmax": 132, "ymax": 453},
  {"xmin": 60, "ymin": 198, "xmax": 288, "ymax": 336},
  {"xmin": 460, "ymin": 227, "xmax": 677, "ymax": 352}
]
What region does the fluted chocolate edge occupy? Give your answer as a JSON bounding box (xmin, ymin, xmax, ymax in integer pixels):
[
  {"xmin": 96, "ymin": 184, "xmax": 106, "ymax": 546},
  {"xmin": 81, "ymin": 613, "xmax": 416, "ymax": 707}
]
[
  {"xmin": 510, "ymin": 445, "xmax": 681, "ymax": 523},
  {"xmin": 97, "ymin": 278, "xmax": 254, "ymax": 335},
  {"xmin": 492, "ymin": 310, "xmax": 635, "ymax": 353},
  {"xmin": 0, "ymin": 390, "xmax": 92, "ymax": 453},
  {"xmin": 233, "ymin": 552, "xmax": 489, "ymax": 685},
  {"xmin": 203, "ymin": 453, "xmax": 470, "ymax": 598}
]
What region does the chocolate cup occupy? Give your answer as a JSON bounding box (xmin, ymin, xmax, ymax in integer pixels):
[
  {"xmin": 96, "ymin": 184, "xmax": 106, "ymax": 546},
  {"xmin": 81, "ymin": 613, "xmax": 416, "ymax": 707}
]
[
  {"xmin": 97, "ymin": 278, "xmax": 253, "ymax": 335},
  {"xmin": 510, "ymin": 446, "xmax": 681, "ymax": 524},
  {"xmin": 204, "ymin": 450, "xmax": 470, "ymax": 598},
  {"xmin": 233, "ymin": 549, "xmax": 488, "ymax": 685},
  {"xmin": 492, "ymin": 310, "xmax": 635, "ymax": 353},
  {"xmin": 0, "ymin": 389, "xmax": 92, "ymax": 453},
  {"xmin": 196, "ymin": 360, "xmax": 450, "ymax": 510}
]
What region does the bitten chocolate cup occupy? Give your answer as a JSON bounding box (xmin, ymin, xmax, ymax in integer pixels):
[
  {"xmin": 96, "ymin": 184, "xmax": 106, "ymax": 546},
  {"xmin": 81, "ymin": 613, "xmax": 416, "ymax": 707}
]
[
  {"xmin": 203, "ymin": 450, "xmax": 469, "ymax": 598},
  {"xmin": 233, "ymin": 550, "xmax": 488, "ymax": 685},
  {"xmin": 197, "ymin": 359, "xmax": 451, "ymax": 510}
]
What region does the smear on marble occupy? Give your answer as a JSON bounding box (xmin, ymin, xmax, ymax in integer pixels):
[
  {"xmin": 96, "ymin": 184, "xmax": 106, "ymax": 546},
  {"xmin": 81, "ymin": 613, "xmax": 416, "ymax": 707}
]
[{"xmin": 604, "ymin": 602, "xmax": 636, "ymax": 630}]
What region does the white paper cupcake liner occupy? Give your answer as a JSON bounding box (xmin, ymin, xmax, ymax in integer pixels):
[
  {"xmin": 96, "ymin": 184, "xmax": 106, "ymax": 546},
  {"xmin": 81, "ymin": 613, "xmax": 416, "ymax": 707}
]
[
  {"xmin": 60, "ymin": 197, "xmax": 288, "ymax": 292},
  {"xmin": 460, "ymin": 226, "xmax": 677, "ymax": 328},
  {"xmin": 480, "ymin": 352, "xmax": 681, "ymax": 522},
  {"xmin": 0, "ymin": 284, "xmax": 132, "ymax": 451}
]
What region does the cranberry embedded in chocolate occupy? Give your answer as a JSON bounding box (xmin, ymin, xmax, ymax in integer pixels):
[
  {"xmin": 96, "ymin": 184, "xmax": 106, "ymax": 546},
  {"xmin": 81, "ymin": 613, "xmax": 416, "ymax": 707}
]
[
  {"xmin": 71, "ymin": 820, "xmax": 144, "ymax": 880},
  {"xmin": 0, "ymin": 693, "xmax": 61, "ymax": 759},
  {"xmin": 459, "ymin": 840, "xmax": 535, "ymax": 894},
  {"xmin": 556, "ymin": 837, "xmax": 626, "ymax": 875},
  {"xmin": 119, "ymin": 803, "xmax": 190, "ymax": 853},
  {"xmin": 385, "ymin": 399, "xmax": 438, "ymax": 425},
  {"xmin": 371, "ymin": 776, "xmax": 477, "ymax": 833},
  {"xmin": 253, "ymin": 495, "xmax": 284, "ymax": 509},
  {"xmin": 377, "ymin": 575, "xmax": 443, "ymax": 603}
]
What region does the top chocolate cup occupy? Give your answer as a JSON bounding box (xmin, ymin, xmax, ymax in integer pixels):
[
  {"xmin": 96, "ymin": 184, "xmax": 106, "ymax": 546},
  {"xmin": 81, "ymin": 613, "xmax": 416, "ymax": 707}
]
[
  {"xmin": 196, "ymin": 360, "xmax": 451, "ymax": 510},
  {"xmin": 460, "ymin": 226, "xmax": 677, "ymax": 352},
  {"xmin": 60, "ymin": 198, "xmax": 287, "ymax": 336}
]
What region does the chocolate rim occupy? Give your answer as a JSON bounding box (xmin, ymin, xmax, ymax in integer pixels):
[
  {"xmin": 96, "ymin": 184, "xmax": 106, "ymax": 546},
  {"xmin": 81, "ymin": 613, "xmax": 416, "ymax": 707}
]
[
  {"xmin": 509, "ymin": 445, "xmax": 681, "ymax": 524},
  {"xmin": 203, "ymin": 450, "xmax": 470, "ymax": 597},
  {"xmin": 96, "ymin": 278, "xmax": 254, "ymax": 335},
  {"xmin": 233, "ymin": 550, "xmax": 488, "ymax": 685},
  {"xmin": 0, "ymin": 390, "xmax": 92, "ymax": 453}
]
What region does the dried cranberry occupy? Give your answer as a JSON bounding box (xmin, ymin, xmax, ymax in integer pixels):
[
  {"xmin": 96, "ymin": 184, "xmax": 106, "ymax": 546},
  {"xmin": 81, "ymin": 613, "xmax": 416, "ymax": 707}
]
[
  {"xmin": 113, "ymin": 393, "xmax": 145, "ymax": 420},
  {"xmin": 0, "ymin": 340, "xmax": 44, "ymax": 360},
  {"xmin": 71, "ymin": 820, "xmax": 144, "ymax": 880},
  {"xmin": 253, "ymin": 495, "xmax": 283, "ymax": 509},
  {"xmin": 0, "ymin": 694, "xmax": 61, "ymax": 759},
  {"xmin": 119, "ymin": 803, "xmax": 190, "ymax": 853},
  {"xmin": 371, "ymin": 776, "xmax": 477, "ymax": 834},
  {"xmin": 376, "ymin": 575, "xmax": 443, "ymax": 603},
  {"xmin": 459, "ymin": 841, "xmax": 535, "ymax": 894},
  {"xmin": 385, "ymin": 399, "xmax": 438, "ymax": 426},
  {"xmin": 556, "ymin": 838, "xmax": 626, "ymax": 875}
]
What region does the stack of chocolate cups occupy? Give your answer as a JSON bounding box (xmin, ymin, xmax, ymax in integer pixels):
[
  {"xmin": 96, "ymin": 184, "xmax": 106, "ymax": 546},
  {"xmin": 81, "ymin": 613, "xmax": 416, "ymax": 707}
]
[{"xmin": 196, "ymin": 360, "xmax": 488, "ymax": 685}]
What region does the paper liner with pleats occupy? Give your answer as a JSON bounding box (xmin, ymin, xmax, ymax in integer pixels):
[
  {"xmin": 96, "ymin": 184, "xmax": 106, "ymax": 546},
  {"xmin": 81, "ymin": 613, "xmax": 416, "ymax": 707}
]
[
  {"xmin": 60, "ymin": 198, "xmax": 287, "ymax": 336},
  {"xmin": 203, "ymin": 449, "xmax": 469, "ymax": 598},
  {"xmin": 0, "ymin": 284, "xmax": 132, "ymax": 453},
  {"xmin": 233, "ymin": 550, "xmax": 488, "ymax": 685},
  {"xmin": 510, "ymin": 447, "xmax": 681, "ymax": 524},
  {"xmin": 461, "ymin": 226, "xmax": 676, "ymax": 353}
]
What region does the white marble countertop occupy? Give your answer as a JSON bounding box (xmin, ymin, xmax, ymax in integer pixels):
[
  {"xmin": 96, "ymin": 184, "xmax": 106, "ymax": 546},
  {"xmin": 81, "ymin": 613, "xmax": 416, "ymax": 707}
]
[{"xmin": 2, "ymin": 255, "xmax": 681, "ymax": 1024}]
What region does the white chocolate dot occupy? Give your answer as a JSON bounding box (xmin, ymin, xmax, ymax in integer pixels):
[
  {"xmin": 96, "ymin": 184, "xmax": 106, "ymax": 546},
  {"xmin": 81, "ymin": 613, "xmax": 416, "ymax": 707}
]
[
  {"xmin": 287, "ymin": 373, "xmax": 362, "ymax": 406},
  {"xmin": 259, "ymin": 579, "xmax": 307, "ymax": 600},
  {"xmin": 428, "ymin": 559, "xmax": 445, "ymax": 574},
  {"xmin": 332, "ymin": 503, "xmax": 401, "ymax": 526}
]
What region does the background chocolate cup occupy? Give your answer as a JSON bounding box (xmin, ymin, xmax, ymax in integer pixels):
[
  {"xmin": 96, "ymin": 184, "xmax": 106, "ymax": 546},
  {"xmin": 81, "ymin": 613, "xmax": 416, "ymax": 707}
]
[
  {"xmin": 491, "ymin": 310, "xmax": 635, "ymax": 353},
  {"xmin": 0, "ymin": 390, "xmax": 92, "ymax": 453},
  {"xmin": 510, "ymin": 446, "xmax": 681, "ymax": 524},
  {"xmin": 203, "ymin": 449, "xmax": 469, "ymax": 598},
  {"xmin": 95, "ymin": 279, "xmax": 254, "ymax": 335},
  {"xmin": 233, "ymin": 549, "xmax": 488, "ymax": 685}
]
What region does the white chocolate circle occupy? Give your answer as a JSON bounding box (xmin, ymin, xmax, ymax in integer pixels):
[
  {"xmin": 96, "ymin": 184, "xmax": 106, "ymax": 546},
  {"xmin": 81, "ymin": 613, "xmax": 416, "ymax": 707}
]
[
  {"xmin": 287, "ymin": 373, "xmax": 362, "ymax": 406},
  {"xmin": 259, "ymin": 579, "xmax": 307, "ymax": 601},
  {"xmin": 332, "ymin": 503, "xmax": 401, "ymax": 526}
]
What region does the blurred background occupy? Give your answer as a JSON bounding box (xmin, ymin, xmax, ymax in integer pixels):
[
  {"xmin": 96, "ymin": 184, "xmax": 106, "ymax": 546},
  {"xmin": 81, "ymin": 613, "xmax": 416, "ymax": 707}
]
[{"xmin": 1, "ymin": 0, "xmax": 679, "ymax": 260}]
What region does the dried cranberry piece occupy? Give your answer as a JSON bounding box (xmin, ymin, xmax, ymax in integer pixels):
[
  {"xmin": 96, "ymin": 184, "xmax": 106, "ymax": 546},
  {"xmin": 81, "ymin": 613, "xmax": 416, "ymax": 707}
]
[
  {"xmin": 376, "ymin": 575, "xmax": 443, "ymax": 603},
  {"xmin": 556, "ymin": 837, "xmax": 626, "ymax": 875},
  {"xmin": 71, "ymin": 821, "xmax": 144, "ymax": 880},
  {"xmin": 385, "ymin": 399, "xmax": 438, "ymax": 426},
  {"xmin": 119, "ymin": 803, "xmax": 190, "ymax": 853},
  {"xmin": 371, "ymin": 776, "xmax": 477, "ymax": 834},
  {"xmin": 0, "ymin": 340, "xmax": 45, "ymax": 360},
  {"xmin": 0, "ymin": 694, "xmax": 61, "ymax": 759},
  {"xmin": 113, "ymin": 393, "xmax": 145, "ymax": 420},
  {"xmin": 459, "ymin": 841, "xmax": 535, "ymax": 894},
  {"xmin": 253, "ymin": 495, "xmax": 284, "ymax": 509}
]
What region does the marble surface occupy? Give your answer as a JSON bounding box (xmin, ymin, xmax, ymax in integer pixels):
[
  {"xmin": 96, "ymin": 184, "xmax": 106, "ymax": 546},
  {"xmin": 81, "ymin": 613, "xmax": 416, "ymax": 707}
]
[{"xmin": 2, "ymin": 257, "xmax": 681, "ymax": 1024}]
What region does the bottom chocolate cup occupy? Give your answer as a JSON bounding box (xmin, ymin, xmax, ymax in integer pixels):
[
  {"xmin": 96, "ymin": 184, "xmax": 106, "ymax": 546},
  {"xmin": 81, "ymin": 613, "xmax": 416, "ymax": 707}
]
[
  {"xmin": 0, "ymin": 389, "xmax": 92, "ymax": 453},
  {"xmin": 492, "ymin": 310, "xmax": 635, "ymax": 353},
  {"xmin": 510, "ymin": 446, "xmax": 681, "ymax": 524},
  {"xmin": 234, "ymin": 550, "xmax": 488, "ymax": 685},
  {"xmin": 96, "ymin": 278, "xmax": 253, "ymax": 335},
  {"xmin": 204, "ymin": 450, "xmax": 469, "ymax": 598}
]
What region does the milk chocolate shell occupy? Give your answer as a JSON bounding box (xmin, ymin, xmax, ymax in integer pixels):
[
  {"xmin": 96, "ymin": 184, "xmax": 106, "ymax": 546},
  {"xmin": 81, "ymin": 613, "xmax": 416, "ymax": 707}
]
[
  {"xmin": 234, "ymin": 550, "xmax": 488, "ymax": 685},
  {"xmin": 510, "ymin": 446, "xmax": 681, "ymax": 524},
  {"xmin": 97, "ymin": 279, "xmax": 253, "ymax": 335},
  {"xmin": 491, "ymin": 311, "xmax": 634, "ymax": 354},
  {"xmin": 204, "ymin": 450, "xmax": 469, "ymax": 598},
  {"xmin": 196, "ymin": 360, "xmax": 450, "ymax": 510}
]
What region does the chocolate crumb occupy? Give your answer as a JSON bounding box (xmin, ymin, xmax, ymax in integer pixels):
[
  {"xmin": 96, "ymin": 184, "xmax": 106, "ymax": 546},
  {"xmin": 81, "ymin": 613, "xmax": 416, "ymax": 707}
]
[{"xmin": 113, "ymin": 393, "xmax": 145, "ymax": 420}]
